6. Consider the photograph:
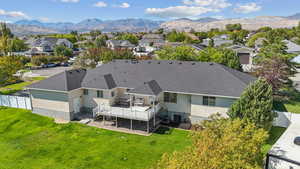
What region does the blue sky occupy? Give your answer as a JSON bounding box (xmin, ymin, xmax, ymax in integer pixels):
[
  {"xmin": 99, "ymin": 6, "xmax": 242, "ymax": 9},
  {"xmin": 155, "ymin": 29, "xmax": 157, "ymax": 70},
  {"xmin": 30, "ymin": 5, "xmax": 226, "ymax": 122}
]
[{"xmin": 0, "ymin": 0, "xmax": 299, "ymax": 22}]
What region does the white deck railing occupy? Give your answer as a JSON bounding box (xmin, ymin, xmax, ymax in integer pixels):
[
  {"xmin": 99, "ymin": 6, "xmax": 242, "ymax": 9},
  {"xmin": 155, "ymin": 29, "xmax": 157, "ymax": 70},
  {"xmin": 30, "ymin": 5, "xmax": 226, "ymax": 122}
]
[{"xmin": 93, "ymin": 104, "xmax": 161, "ymax": 121}]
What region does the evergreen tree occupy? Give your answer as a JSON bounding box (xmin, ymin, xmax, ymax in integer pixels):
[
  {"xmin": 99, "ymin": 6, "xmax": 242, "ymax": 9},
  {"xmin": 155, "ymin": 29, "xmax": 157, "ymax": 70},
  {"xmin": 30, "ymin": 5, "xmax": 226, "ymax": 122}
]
[{"xmin": 228, "ymin": 78, "xmax": 275, "ymax": 130}]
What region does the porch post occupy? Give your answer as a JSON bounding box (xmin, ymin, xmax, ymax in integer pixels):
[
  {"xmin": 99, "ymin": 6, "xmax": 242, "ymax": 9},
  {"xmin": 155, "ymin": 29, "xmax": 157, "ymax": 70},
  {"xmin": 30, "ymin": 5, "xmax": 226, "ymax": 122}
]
[
  {"xmin": 116, "ymin": 116, "xmax": 118, "ymax": 128},
  {"xmin": 130, "ymin": 119, "xmax": 133, "ymax": 130},
  {"xmin": 153, "ymin": 96, "xmax": 155, "ymax": 128},
  {"xmin": 147, "ymin": 121, "xmax": 149, "ymax": 133}
]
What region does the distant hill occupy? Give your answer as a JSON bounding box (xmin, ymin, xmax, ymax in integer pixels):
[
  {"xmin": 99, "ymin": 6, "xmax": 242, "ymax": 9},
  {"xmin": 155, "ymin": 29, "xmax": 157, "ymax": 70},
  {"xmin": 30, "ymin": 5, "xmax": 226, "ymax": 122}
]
[
  {"xmin": 161, "ymin": 16, "xmax": 300, "ymax": 32},
  {"xmin": 13, "ymin": 18, "xmax": 163, "ymax": 34},
  {"xmin": 287, "ymin": 13, "xmax": 300, "ymax": 20}
]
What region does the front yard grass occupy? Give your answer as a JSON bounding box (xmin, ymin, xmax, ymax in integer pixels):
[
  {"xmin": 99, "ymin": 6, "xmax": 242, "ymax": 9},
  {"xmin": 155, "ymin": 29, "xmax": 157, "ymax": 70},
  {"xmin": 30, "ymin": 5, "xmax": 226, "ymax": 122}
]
[
  {"xmin": 262, "ymin": 126, "xmax": 286, "ymax": 155},
  {"xmin": 0, "ymin": 107, "xmax": 191, "ymax": 169},
  {"xmin": 0, "ymin": 77, "xmax": 46, "ymax": 95}
]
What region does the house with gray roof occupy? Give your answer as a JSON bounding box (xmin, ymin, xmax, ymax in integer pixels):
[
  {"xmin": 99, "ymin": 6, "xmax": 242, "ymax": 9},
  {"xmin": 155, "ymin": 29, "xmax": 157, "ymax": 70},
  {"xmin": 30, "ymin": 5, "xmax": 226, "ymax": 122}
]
[
  {"xmin": 26, "ymin": 37, "xmax": 73, "ymax": 54},
  {"xmin": 283, "ymin": 40, "xmax": 300, "ymax": 54},
  {"xmin": 106, "ymin": 40, "xmax": 135, "ymax": 50},
  {"xmin": 27, "ymin": 60, "xmax": 255, "ymax": 133},
  {"xmin": 227, "ymin": 45, "xmax": 257, "ymax": 72}
]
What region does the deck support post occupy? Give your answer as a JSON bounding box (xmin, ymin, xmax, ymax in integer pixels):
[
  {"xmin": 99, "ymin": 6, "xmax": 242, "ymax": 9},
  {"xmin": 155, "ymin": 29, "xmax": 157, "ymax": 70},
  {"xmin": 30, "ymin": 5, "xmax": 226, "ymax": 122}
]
[
  {"xmin": 103, "ymin": 115, "xmax": 105, "ymax": 126},
  {"xmin": 147, "ymin": 121, "xmax": 149, "ymax": 133},
  {"xmin": 116, "ymin": 116, "xmax": 118, "ymax": 128},
  {"xmin": 130, "ymin": 119, "xmax": 133, "ymax": 130},
  {"xmin": 153, "ymin": 96, "xmax": 156, "ymax": 128}
]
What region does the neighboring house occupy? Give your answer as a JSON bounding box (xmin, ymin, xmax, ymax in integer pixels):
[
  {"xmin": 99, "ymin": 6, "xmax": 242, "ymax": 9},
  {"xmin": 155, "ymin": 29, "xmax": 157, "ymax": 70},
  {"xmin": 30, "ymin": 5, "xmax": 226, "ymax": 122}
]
[
  {"xmin": 133, "ymin": 46, "xmax": 156, "ymax": 57},
  {"xmin": 25, "ymin": 37, "xmax": 73, "ymax": 57},
  {"xmin": 139, "ymin": 34, "xmax": 165, "ymax": 47},
  {"xmin": 27, "ymin": 60, "xmax": 255, "ymax": 132},
  {"xmin": 201, "ymin": 38, "xmax": 233, "ymax": 47},
  {"xmin": 227, "ymin": 45, "xmax": 257, "ymax": 72},
  {"xmin": 106, "ymin": 40, "xmax": 135, "ymax": 50},
  {"xmin": 283, "ymin": 40, "xmax": 300, "ymax": 54}
]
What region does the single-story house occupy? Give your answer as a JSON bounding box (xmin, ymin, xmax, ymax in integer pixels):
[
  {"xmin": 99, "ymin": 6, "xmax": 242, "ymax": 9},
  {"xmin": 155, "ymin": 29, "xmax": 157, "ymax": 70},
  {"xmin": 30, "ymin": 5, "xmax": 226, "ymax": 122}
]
[
  {"xmin": 283, "ymin": 40, "xmax": 300, "ymax": 54},
  {"xmin": 27, "ymin": 60, "xmax": 255, "ymax": 132},
  {"xmin": 227, "ymin": 45, "xmax": 257, "ymax": 72},
  {"xmin": 201, "ymin": 38, "xmax": 233, "ymax": 47},
  {"xmin": 139, "ymin": 34, "xmax": 165, "ymax": 47},
  {"xmin": 106, "ymin": 40, "xmax": 135, "ymax": 50}
]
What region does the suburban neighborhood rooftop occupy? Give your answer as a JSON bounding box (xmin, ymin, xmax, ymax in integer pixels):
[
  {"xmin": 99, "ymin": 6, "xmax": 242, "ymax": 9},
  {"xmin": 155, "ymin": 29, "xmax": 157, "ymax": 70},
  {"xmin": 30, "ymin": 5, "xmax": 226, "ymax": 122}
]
[{"xmin": 28, "ymin": 60, "xmax": 256, "ymax": 98}]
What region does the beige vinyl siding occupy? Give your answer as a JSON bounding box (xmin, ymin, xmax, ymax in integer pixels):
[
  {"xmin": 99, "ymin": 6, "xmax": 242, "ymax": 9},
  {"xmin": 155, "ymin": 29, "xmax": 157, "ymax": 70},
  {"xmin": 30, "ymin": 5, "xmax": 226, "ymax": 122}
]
[
  {"xmin": 30, "ymin": 89, "xmax": 70, "ymax": 113},
  {"xmin": 190, "ymin": 95, "xmax": 236, "ymax": 118},
  {"xmin": 82, "ymin": 89, "xmax": 115, "ymax": 108},
  {"xmin": 68, "ymin": 89, "xmax": 83, "ymax": 113}
]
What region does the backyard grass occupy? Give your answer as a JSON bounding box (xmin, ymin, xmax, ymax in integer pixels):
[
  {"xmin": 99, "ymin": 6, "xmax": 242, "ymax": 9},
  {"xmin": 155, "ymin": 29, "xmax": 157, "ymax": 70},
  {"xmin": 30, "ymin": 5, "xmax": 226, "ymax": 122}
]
[
  {"xmin": 0, "ymin": 107, "xmax": 191, "ymax": 169},
  {"xmin": 273, "ymin": 86, "xmax": 300, "ymax": 114},
  {"xmin": 0, "ymin": 77, "xmax": 46, "ymax": 95},
  {"xmin": 262, "ymin": 126, "xmax": 286, "ymax": 155}
]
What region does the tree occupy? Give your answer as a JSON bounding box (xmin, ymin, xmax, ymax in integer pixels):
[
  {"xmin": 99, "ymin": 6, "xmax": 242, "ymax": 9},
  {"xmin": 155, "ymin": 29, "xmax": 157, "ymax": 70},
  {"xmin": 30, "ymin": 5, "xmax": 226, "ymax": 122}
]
[
  {"xmin": 156, "ymin": 46, "xmax": 198, "ymax": 61},
  {"xmin": 257, "ymin": 27, "xmax": 272, "ymax": 33},
  {"xmin": 74, "ymin": 47, "xmax": 135, "ymax": 69},
  {"xmin": 228, "ymin": 78, "xmax": 275, "ymax": 130},
  {"xmin": 255, "ymin": 56, "xmax": 291, "ymax": 92},
  {"xmin": 94, "ymin": 35, "xmax": 108, "ymax": 48},
  {"xmin": 90, "ymin": 30, "xmax": 102, "ymax": 40},
  {"xmin": 9, "ymin": 38, "xmax": 28, "ymax": 52},
  {"xmin": 54, "ymin": 45, "xmax": 73, "ymax": 57},
  {"xmin": 0, "ymin": 55, "xmax": 23, "ymax": 86},
  {"xmin": 0, "ymin": 23, "xmax": 13, "ymax": 38},
  {"xmin": 154, "ymin": 116, "xmax": 268, "ymax": 169},
  {"xmin": 198, "ymin": 48, "xmax": 242, "ymax": 70},
  {"xmin": 208, "ymin": 38, "xmax": 214, "ymax": 47},
  {"xmin": 229, "ymin": 29, "xmax": 249, "ymax": 44},
  {"xmin": 166, "ymin": 30, "xmax": 187, "ymax": 42},
  {"xmin": 117, "ymin": 33, "xmax": 139, "ymax": 45},
  {"xmin": 226, "ymin": 23, "xmax": 242, "ymax": 32}
]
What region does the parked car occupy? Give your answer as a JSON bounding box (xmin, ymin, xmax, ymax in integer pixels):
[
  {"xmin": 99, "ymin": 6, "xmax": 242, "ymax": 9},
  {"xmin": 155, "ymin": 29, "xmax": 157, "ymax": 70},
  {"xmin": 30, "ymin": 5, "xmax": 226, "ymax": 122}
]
[
  {"xmin": 60, "ymin": 62, "xmax": 70, "ymax": 67},
  {"xmin": 42, "ymin": 63, "xmax": 57, "ymax": 68}
]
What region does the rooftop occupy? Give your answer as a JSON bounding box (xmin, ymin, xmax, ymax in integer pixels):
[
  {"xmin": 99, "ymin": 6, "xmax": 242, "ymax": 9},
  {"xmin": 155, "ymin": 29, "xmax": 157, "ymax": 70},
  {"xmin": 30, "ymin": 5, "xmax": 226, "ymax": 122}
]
[{"xmin": 28, "ymin": 60, "xmax": 256, "ymax": 97}]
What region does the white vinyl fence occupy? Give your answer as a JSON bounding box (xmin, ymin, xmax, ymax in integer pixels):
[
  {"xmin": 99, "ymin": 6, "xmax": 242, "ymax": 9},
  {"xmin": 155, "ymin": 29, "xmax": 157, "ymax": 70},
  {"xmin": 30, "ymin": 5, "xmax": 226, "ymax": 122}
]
[{"xmin": 0, "ymin": 95, "xmax": 31, "ymax": 110}]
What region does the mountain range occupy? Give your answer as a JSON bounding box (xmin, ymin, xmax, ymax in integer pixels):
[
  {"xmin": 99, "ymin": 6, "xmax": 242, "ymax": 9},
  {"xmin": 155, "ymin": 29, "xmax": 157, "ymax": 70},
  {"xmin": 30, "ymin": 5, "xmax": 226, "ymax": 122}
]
[{"xmin": 8, "ymin": 13, "xmax": 300, "ymax": 36}]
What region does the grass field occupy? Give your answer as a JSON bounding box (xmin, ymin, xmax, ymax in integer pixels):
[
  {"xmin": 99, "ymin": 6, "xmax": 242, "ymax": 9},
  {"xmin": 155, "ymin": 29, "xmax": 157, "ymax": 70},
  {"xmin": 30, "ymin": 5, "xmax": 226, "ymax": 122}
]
[
  {"xmin": 0, "ymin": 77, "xmax": 46, "ymax": 95},
  {"xmin": 0, "ymin": 107, "xmax": 191, "ymax": 169},
  {"xmin": 262, "ymin": 126, "xmax": 286, "ymax": 155}
]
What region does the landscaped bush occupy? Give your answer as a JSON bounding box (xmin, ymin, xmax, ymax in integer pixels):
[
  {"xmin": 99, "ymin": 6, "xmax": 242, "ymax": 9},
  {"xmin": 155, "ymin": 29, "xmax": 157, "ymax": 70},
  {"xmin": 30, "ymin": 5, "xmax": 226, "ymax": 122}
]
[{"xmin": 31, "ymin": 55, "xmax": 67, "ymax": 66}]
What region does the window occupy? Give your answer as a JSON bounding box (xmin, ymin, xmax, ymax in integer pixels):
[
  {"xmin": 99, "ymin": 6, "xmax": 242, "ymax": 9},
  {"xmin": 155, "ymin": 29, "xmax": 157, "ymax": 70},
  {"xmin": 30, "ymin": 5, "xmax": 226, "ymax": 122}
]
[
  {"xmin": 164, "ymin": 92, "xmax": 177, "ymax": 103},
  {"xmin": 111, "ymin": 91, "xmax": 115, "ymax": 97},
  {"xmin": 83, "ymin": 89, "xmax": 89, "ymax": 95},
  {"xmin": 203, "ymin": 96, "xmax": 216, "ymax": 106},
  {"xmin": 97, "ymin": 90, "xmax": 103, "ymax": 98}
]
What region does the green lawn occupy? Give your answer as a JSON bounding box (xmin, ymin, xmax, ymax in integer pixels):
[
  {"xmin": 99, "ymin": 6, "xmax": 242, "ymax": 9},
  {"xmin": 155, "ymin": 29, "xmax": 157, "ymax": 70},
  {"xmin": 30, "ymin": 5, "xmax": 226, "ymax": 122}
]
[
  {"xmin": 0, "ymin": 77, "xmax": 46, "ymax": 95},
  {"xmin": 262, "ymin": 126, "xmax": 286, "ymax": 155},
  {"xmin": 273, "ymin": 87, "xmax": 300, "ymax": 114},
  {"xmin": 0, "ymin": 107, "xmax": 191, "ymax": 169}
]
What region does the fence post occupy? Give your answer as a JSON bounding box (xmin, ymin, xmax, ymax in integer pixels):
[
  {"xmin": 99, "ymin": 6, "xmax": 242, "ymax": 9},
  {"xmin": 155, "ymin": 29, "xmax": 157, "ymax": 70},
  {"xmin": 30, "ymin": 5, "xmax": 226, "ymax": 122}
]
[
  {"xmin": 24, "ymin": 97, "xmax": 27, "ymax": 109},
  {"xmin": 16, "ymin": 96, "xmax": 19, "ymax": 108},
  {"xmin": 8, "ymin": 96, "xmax": 11, "ymax": 107}
]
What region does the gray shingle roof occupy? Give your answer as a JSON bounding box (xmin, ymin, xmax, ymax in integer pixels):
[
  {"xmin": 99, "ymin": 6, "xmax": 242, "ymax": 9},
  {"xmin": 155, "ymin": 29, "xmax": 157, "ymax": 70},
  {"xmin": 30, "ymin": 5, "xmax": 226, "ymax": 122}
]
[
  {"xmin": 28, "ymin": 60, "xmax": 256, "ymax": 97},
  {"xmin": 28, "ymin": 69, "xmax": 86, "ymax": 91},
  {"xmin": 128, "ymin": 80, "xmax": 162, "ymax": 96}
]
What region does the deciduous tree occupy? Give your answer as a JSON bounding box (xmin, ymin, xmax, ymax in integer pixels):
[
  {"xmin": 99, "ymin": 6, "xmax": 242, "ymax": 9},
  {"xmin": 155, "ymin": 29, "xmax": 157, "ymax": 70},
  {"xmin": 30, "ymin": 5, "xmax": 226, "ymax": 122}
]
[{"xmin": 154, "ymin": 116, "xmax": 268, "ymax": 169}]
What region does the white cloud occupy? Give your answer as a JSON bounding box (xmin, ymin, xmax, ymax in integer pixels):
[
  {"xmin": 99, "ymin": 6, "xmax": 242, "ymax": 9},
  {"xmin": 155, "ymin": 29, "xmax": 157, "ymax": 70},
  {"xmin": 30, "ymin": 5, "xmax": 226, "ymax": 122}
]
[
  {"xmin": 182, "ymin": 0, "xmax": 231, "ymax": 9},
  {"xmin": 0, "ymin": 9, "xmax": 29, "ymax": 19},
  {"xmin": 145, "ymin": 0, "xmax": 231, "ymax": 18},
  {"xmin": 119, "ymin": 2, "xmax": 130, "ymax": 8},
  {"xmin": 94, "ymin": 1, "xmax": 107, "ymax": 8},
  {"xmin": 146, "ymin": 6, "xmax": 215, "ymax": 18},
  {"xmin": 234, "ymin": 3, "xmax": 262, "ymax": 14},
  {"xmin": 60, "ymin": 0, "xmax": 79, "ymax": 3}
]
